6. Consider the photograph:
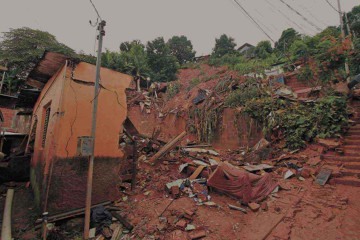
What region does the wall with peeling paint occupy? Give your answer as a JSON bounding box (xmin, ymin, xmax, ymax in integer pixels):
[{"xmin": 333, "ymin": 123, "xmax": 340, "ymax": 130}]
[{"xmin": 29, "ymin": 61, "xmax": 132, "ymax": 213}]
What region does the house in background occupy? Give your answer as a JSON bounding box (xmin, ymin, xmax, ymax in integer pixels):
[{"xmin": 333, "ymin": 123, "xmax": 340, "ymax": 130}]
[
  {"xmin": 238, "ymin": 43, "xmax": 255, "ymax": 57},
  {"xmin": 25, "ymin": 52, "xmax": 133, "ymax": 214}
]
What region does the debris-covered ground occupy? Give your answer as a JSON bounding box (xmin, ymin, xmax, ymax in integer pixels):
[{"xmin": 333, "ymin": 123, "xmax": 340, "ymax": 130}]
[
  {"xmin": 3, "ymin": 142, "xmax": 360, "ymax": 240},
  {"xmin": 2, "ymin": 64, "xmax": 360, "ymax": 240}
]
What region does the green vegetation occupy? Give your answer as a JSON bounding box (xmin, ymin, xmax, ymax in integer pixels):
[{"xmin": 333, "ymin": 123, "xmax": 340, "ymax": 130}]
[
  {"xmin": 0, "ymin": 27, "xmax": 76, "ymax": 94},
  {"xmin": 244, "ymin": 95, "xmax": 348, "ymax": 149},
  {"xmin": 167, "ymin": 35, "xmax": 196, "ymax": 65},
  {"xmin": 146, "ymin": 37, "xmax": 180, "ymax": 82},
  {"xmin": 224, "ymin": 84, "xmax": 264, "ymax": 107},
  {"xmin": 166, "ymin": 81, "xmax": 181, "ymax": 99},
  {"xmin": 189, "ymin": 105, "xmax": 223, "ymax": 143},
  {"xmin": 187, "ymin": 77, "xmax": 202, "ymax": 91},
  {"xmin": 212, "ymin": 34, "xmax": 237, "ymax": 58}
]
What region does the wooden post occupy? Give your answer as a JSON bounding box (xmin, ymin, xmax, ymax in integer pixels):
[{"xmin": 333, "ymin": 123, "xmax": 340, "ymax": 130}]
[{"xmin": 149, "ymin": 131, "xmax": 187, "ymax": 164}]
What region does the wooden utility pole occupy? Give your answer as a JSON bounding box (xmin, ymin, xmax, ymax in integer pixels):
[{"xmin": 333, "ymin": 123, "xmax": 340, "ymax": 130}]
[
  {"xmin": 337, "ymin": 0, "xmax": 350, "ymax": 82},
  {"xmin": 83, "ymin": 19, "xmax": 106, "ymax": 240}
]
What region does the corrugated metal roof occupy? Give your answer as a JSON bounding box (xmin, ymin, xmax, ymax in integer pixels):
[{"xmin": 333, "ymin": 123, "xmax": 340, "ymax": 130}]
[{"xmin": 26, "ymin": 51, "xmax": 68, "ymax": 89}]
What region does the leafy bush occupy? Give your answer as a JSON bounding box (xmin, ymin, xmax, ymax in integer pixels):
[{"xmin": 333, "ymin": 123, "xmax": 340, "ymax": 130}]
[
  {"xmin": 243, "ymin": 96, "xmax": 348, "ymax": 150},
  {"xmin": 224, "ymin": 84, "xmax": 265, "ymax": 107},
  {"xmin": 208, "ymin": 54, "xmax": 242, "ymax": 67}
]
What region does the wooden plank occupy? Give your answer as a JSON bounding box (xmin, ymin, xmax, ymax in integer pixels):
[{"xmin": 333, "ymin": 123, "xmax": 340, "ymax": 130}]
[
  {"xmin": 189, "ymin": 165, "xmax": 206, "ymax": 180},
  {"xmin": 110, "ymin": 226, "xmax": 122, "ymax": 240},
  {"xmin": 110, "ymin": 211, "xmax": 134, "ymax": 231},
  {"xmin": 149, "ymin": 131, "xmax": 187, "ymax": 163}
]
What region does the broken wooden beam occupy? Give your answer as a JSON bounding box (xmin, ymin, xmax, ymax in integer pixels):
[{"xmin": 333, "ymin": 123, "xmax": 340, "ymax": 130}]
[
  {"xmin": 109, "ymin": 211, "xmax": 134, "ymax": 231},
  {"xmin": 149, "ymin": 131, "xmax": 187, "ymax": 164},
  {"xmin": 34, "ymin": 201, "xmax": 112, "ymax": 227},
  {"xmin": 228, "ymin": 204, "xmax": 247, "ymax": 214}
]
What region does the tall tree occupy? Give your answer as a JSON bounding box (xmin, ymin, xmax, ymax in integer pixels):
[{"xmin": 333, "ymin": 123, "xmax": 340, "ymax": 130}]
[
  {"xmin": 275, "ymin": 28, "xmax": 301, "ymax": 53},
  {"xmin": 146, "ymin": 37, "xmax": 179, "ymax": 82},
  {"xmin": 212, "ymin": 34, "xmax": 237, "ymax": 58},
  {"xmin": 346, "ymin": 5, "xmax": 360, "ymax": 37},
  {"xmin": 120, "ymin": 40, "xmax": 144, "ymax": 53},
  {"xmin": 0, "ymin": 27, "xmax": 75, "ymax": 80},
  {"xmin": 167, "ymin": 35, "xmax": 196, "ymax": 64},
  {"xmin": 101, "ymin": 49, "xmax": 124, "ymax": 71},
  {"xmin": 254, "ymin": 40, "xmax": 273, "ymax": 59},
  {"xmin": 122, "ymin": 44, "xmax": 151, "ymax": 91}
]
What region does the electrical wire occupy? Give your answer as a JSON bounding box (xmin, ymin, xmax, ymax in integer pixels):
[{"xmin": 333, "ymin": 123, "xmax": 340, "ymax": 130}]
[
  {"xmin": 265, "ymin": 0, "xmax": 308, "ymax": 34},
  {"xmin": 279, "ymin": 0, "xmax": 322, "ymax": 31},
  {"xmin": 291, "ymin": 0, "xmax": 328, "ymax": 27},
  {"xmin": 89, "ymin": 0, "xmax": 102, "ymax": 20},
  {"xmin": 231, "ymin": 0, "xmax": 275, "ymax": 43},
  {"xmin": 324, "ymin": 0, "xmax": 340, "ymax": 13}
]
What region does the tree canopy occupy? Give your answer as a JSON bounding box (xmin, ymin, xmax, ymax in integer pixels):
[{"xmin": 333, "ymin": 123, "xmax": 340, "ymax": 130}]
[
  {"xmin": 146, "ymin": 37, "xmax": 179, "ymax": 82},
  {"xmin": 346, "ymin": 5, "xmax": 360, "ymax": 37},
  {"xmin": 0, "ymin": 27, "xmax": 75, "ymax": 80},
  {"xmin": 167, "ymin": 35, "xmax": 196, "ymax": 65},
  {"xmin": 254, "ymin": 40, "xmax": 273, "ymax": 59},
  {"xmin": 275, "ymin": 28, "xmax": 301, "ymax": 53},
  {"xmin": 212, "ymin": 34, "xmax": 237, "ymax": 58}
]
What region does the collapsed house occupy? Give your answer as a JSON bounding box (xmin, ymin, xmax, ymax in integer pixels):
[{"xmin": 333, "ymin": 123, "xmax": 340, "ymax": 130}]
[{"xmin": 22, "ymin": 52, "xmax": 133, "ymax": 213}]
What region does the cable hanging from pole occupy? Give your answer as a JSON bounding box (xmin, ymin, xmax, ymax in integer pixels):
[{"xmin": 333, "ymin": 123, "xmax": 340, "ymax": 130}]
[
  {"xmin": 324, "ymin": 0, "xmax": 340, "ymax": 13},
  {"xmin": 89, "ymin": 0, "xmax": 102, "ymax": 20},
  {"xmin": 232, "ymin": 0, "xmax": 275, "ymax": 43},
  {"xmin": 279, "ymin": 0, "xmax": 322, "ymax": 31}
]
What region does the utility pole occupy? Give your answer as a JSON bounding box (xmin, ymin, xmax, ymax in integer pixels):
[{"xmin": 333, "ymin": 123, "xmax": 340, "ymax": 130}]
[
  {"xmin": 337, "ymin": 0, "xmax": 350, "ymax": 82},
  {"xmin": 0, "ymin": 64, "xmax": 7, "ymax": 94},
  {"xmin": 84, "ymin": 19, "xmax": 106, "ymax": 240},
  {"xmin": 344, "ymin": 12, "xmax": 355, "ymax": 50}
]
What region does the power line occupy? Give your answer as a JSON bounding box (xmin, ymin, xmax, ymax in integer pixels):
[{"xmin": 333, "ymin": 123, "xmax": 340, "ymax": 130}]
[
  {"xmin": 324, "ymin": 0, "xmax": 340, "ymax": 13},
  {"xmin": 291, "ymin": 0, "xmax": 328, "ymax": 27},
  {"xmin": 231, "ymin": 0, "xmax": 275, "ymax": 43},
  {"xmin": 89, "ymin": 0, "xmax": 102, "ymax": 20},
  {"xmin": 279, "ymin": 0, "xmax": 322, "ymax": 31},
  {"xmin": 251, "ymin": 8, "xmax": 277, "ymax": 34},
  {"xmin": 265, "ymin": 0, "xmax": 308, "ymax": 34}
]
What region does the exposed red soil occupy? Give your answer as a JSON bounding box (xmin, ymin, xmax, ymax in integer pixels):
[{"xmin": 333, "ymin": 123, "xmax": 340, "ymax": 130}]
[{"xmin": 111, "ymin": 153, "xmax": 360, "ymax": 240}]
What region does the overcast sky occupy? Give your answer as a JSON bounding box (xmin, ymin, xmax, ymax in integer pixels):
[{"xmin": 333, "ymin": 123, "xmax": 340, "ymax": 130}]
[{"xmin": 0, "ymin": 0, "xmax": 358, "ymax": 56}]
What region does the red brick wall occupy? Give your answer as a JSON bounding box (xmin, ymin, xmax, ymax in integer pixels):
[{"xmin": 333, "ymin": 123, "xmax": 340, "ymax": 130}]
[{"xmin": 0, "ymin": 107, "xmax": 16, "ymax": 131}]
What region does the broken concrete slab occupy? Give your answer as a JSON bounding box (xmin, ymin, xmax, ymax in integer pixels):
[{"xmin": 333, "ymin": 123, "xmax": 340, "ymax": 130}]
[
  {"xmin": 284, "ymin": 170, "xmax": 295, "ymax": 179},
  {"xmin": 315, "ymin": 168, "xmax": 333, "ymax": 186}
]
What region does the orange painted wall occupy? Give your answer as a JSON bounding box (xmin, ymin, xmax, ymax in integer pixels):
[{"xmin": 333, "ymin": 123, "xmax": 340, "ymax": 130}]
[{"xmin": 29, "ymin": 61, "xmax": 132, "ymax": 213}]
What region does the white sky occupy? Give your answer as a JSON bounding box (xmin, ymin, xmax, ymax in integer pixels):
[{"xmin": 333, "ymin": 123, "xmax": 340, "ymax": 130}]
[{"xmin": 0, "ymin": 0, "xmax": 358, "ymax": 56}]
